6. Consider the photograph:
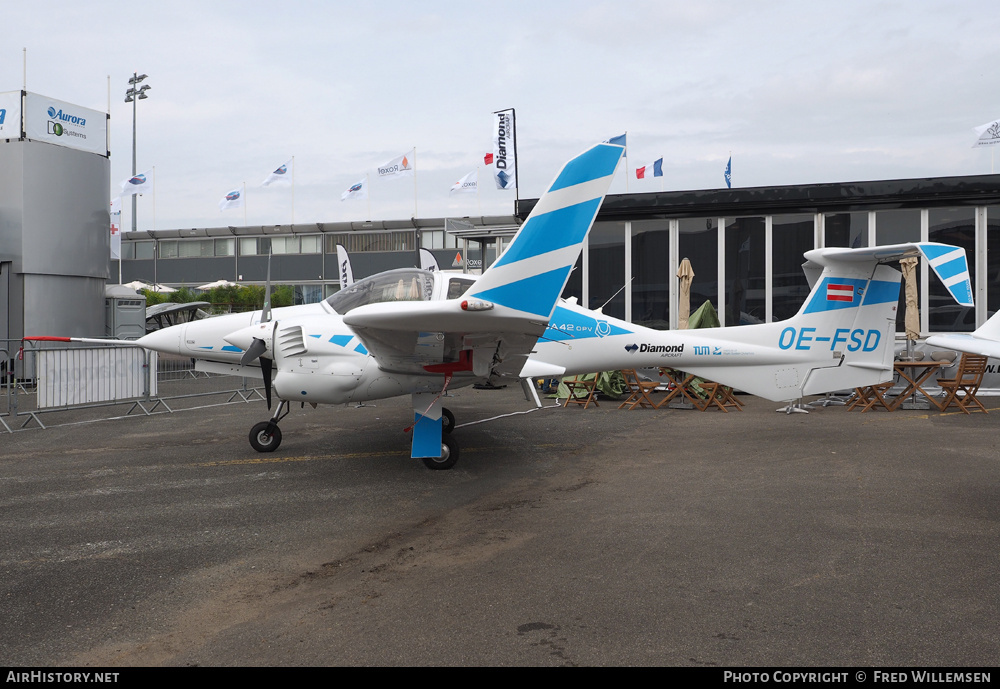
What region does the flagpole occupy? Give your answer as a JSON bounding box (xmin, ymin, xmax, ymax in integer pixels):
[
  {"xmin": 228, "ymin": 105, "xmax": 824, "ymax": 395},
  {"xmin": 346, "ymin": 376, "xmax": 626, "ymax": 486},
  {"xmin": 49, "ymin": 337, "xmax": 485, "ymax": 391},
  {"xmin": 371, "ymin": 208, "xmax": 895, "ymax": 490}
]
[
  {"xmin": 413, "ymin": 147, "xmax": 418, "ymax": 218},
  {"xmin": 477, "ymin": 166, "xmax": 482, "ymax": 215},
  {"xmin": 152, "ymin": 166, "xmax": 156, "ymax": 230},
  {"xmin": 291, "ymin": 155, "xmax": 296, "ymax": 224},
  {"xmin": 512, "ymin": 109, "xmax": 519, "ymax": 204},
  {"xmin": 624, "ymin": 130, "xmax": 629, "ymax": 193},
  {"xmin": 367, "ymin": 173, "xmax": 371, "ymax": 220},
  {"xmin": 243, "ymin": 181, "xmax": 247, "ymax": 226}
]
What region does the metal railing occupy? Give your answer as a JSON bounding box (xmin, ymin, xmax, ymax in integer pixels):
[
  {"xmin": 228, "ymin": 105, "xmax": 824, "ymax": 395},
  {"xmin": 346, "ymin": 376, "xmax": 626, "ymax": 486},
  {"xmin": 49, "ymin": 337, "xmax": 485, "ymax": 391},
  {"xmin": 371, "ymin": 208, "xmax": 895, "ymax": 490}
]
[{"xmin": 2, "ymin": 338, "xmax": 265, "ymax": 432}]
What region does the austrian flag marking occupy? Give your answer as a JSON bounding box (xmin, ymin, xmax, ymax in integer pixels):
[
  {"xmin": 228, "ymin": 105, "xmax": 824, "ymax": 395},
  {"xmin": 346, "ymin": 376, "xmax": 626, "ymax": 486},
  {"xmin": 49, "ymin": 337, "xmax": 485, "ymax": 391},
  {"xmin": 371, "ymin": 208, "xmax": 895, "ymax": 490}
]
[{"xmin": 826, "ymin": 283, "xmax": 855, "ymax": 302}]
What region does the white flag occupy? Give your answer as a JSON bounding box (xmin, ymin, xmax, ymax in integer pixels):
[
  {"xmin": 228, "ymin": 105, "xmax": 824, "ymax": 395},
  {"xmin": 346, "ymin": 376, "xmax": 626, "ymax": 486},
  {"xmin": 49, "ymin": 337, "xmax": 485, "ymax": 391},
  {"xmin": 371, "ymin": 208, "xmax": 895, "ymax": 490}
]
[
  {"xmin": 341, "ymin": 177, "xmax": 368, "ymax": 201},
  {"xmin": 449, "ymin": 169, "xmax": 478, "ymax": 194},
  {"xmin": 377, "ymin": 149, "xmax": 414, "ymax": 179},
  {"xmin": 119, "ymin": 168, "xmax": 153, "ymax": 197},
  {"xmin": 261, "ymin": 158, "xmax": 293, "ymax": 186},
  {"xmin": 219, "ymin": 187, "xmax": 243, "ymax": 211},
  {"xmin": 492, "ymin": 110, "xmax": 516, "ymax": 190},
  {"xmin": 972, "ymin": 119, "xmax": 1000, "ymax": 147},
  {"xmin": 110, "ymin": 199, "xmax": 122, "ymax": 260}
]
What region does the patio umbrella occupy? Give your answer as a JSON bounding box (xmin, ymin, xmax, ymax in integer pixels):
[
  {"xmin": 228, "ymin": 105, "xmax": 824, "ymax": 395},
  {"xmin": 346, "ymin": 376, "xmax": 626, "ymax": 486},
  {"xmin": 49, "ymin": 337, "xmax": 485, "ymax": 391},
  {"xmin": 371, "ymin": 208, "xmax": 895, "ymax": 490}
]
[
  {"xmin": 676, "ymin": 258, "xmax": 695, "ymax": 330},
  {"xmin": 197, "ymin": 279, "xmax": 238, "ymax": 290},
  {"xmin": 900, "ymin": 256, "xmax": 919, "ymax": 352},
  {"xmin": 151, "ymin": 284, "xmax": 177, "ymax": 293},
  {"xmin": 122, "ymin": 280, "xmax": 152, "ymax": 291}
]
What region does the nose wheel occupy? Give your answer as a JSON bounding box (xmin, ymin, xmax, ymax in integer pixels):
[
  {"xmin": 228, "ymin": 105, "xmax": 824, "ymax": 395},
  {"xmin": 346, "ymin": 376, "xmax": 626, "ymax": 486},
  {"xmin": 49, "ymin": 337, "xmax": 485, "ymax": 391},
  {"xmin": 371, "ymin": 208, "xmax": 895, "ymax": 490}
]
[
  {"xmin": 249, "ymin": 400, "xmax": 290, "ymax": 453},
  {"xmin": 249, "ymin": 421, "xmax": 282, "ymax": 452}
]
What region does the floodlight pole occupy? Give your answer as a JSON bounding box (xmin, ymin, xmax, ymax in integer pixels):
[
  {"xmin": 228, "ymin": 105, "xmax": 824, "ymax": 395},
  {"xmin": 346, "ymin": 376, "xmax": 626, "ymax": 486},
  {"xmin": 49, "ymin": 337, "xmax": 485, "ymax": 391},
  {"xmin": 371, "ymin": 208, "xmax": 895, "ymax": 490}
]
[{"xmin": 124, "ymin": 72, "xmax": 150, "ymax": 232}]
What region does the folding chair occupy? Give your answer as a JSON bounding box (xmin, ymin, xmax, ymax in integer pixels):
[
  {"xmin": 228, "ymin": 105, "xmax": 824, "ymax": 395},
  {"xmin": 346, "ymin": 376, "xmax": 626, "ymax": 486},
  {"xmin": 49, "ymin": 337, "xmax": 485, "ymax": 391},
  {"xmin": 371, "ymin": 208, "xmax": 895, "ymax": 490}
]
[
  {"xmin": 858, "ymin": 380, "xmax": 896, "ymax": 412},
  {"xmin": 694, "ymin": 381, "xmax": 744, "ymax": 412},
  {"xmin": 563, "ymin": 374, "xmax": 599, "ymax": 409},
  {"xmin": 618, "ymin": 369, "xmax": 663, "ymax": 410},
  {"xmin": 938, "ymin": 353, "xmax": 989, "ymax": 414}
]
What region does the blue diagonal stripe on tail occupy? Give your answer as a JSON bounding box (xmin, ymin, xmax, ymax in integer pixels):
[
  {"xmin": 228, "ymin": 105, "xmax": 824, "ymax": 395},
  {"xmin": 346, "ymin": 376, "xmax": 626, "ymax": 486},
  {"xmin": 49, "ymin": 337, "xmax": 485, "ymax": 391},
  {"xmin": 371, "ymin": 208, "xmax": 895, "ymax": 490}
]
[
  {"xmin": 917, "ymin": 243, "xmax": 973, "ymax": 307},
  {"xmin": 465, "ymin": 142, "xmax": 623, "ymax": 318}
]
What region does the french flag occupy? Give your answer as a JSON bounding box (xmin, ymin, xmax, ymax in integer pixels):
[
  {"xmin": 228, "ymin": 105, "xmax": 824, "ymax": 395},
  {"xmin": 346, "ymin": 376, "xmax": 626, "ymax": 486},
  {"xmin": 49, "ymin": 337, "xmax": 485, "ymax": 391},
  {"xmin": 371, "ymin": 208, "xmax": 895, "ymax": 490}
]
[
  {"xmin": 826, "ymin": 283, "xmax": 855, "ymax": 302},
  {"xmin": 635, "ymin": 158, "xmax": 663, "ymax": 179}
]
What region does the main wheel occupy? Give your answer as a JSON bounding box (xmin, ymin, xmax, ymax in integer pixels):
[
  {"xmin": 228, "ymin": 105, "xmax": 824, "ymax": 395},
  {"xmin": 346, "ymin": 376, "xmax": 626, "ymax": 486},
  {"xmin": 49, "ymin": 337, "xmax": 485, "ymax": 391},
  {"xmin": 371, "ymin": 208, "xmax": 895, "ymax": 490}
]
[
  {"xmin": 249, "ymin": 421, "xmax": 282, "ymax": 452},
  {"xmin": 442, "ymin": 407, "xmax": 456, "ymax": 434},
  {"xmin": 422, "ymin": 432, "xmax": 459, "ymax": 470}
]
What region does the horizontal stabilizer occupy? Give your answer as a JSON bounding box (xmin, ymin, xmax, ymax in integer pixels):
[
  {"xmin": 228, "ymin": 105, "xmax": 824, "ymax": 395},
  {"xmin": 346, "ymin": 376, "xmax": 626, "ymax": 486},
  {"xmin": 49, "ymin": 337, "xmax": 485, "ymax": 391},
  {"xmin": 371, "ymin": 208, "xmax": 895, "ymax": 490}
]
[{"xmin": 803, "ymin": 242, "xmax": 973, "ymax": 307}]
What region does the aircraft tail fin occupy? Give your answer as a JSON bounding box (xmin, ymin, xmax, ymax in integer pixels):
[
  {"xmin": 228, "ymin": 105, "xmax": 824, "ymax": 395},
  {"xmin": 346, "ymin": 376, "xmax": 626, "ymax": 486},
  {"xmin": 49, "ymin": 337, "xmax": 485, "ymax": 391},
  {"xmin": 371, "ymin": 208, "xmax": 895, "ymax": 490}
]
[
  {"xmin": 682, "ymin": 242, "xmax": 972, "ymax": 399},
  {"xmin": 462, "ymin": 142, "xmax": 624, "ymax": 320}
]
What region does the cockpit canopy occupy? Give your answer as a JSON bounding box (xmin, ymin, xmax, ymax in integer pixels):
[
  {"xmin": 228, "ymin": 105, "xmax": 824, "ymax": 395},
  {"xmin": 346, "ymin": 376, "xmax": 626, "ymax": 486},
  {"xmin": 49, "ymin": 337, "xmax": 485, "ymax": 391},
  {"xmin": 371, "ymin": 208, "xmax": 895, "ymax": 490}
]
[{"xmin": 324, "ymin": 269, "xmax": 436, "ymax": 314}]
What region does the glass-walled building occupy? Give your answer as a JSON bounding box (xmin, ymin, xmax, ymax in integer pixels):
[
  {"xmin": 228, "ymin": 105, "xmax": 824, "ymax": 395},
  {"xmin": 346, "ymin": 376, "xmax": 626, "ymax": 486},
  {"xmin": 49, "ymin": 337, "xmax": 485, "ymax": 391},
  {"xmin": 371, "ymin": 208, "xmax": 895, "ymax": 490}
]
[
  {"xmin": 514, "ymin": 173, "xmax": 1000, "ymax": 336},
  {"xmin": 117, "ymin": 173, "xmax": 1000, "ymax": 335}
]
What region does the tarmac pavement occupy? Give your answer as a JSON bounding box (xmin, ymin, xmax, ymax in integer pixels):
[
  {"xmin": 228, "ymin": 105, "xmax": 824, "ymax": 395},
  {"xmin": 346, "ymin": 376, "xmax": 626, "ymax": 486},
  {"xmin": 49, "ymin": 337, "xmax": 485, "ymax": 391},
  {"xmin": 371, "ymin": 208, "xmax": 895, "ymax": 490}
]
[{"xmin": 1, "ymin": 385, "xmax": 998, "ymax": 666}]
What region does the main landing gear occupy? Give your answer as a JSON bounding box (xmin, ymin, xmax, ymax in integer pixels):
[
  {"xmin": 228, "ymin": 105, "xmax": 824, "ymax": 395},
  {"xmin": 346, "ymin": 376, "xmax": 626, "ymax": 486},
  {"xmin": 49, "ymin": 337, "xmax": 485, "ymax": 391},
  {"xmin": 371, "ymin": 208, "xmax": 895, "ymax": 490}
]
[
  {"xmin": 422, "ymin": 430, "xmax": 459, "ymax": 471},
  {"xmin": 247, "ymin": 402, "xmax": 461, "ymax": 470},
  {"xmin": 249, "ymin": 400, "xmax": 290, "ymax": 452}
]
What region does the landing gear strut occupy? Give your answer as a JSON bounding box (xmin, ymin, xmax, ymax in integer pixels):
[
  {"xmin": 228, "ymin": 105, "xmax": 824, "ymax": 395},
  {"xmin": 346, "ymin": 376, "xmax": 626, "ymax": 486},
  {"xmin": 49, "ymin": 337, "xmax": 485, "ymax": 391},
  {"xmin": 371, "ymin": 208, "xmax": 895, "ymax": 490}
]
[{"xmin": 249, "ymin": 400, "xmax": 290, "ymax": 452}]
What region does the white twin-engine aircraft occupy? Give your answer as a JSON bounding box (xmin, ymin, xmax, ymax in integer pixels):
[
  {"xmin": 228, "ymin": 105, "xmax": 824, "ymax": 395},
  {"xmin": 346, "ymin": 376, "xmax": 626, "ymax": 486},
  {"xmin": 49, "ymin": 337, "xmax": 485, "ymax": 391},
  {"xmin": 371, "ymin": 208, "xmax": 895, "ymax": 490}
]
[{"xmin": 64, "ymin": 142, "xmax": 974, "ymax": 470}]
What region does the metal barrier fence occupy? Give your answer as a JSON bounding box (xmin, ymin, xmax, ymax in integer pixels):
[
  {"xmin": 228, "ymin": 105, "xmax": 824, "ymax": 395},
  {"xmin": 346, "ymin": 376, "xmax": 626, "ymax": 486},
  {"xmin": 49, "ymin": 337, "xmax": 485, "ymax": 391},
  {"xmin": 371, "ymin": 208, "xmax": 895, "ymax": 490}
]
[{"xmin": 1, "ymin": 338, "xmax": 265, "ymax": 432}]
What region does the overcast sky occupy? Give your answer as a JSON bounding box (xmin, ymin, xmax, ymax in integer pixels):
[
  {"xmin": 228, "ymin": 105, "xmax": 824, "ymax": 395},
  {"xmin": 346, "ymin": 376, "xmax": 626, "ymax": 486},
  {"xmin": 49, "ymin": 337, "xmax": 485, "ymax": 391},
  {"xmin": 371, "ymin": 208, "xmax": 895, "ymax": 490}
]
[{"xmin": 3, "ymin": 1, "xmax": 1000, "ymax": 231}]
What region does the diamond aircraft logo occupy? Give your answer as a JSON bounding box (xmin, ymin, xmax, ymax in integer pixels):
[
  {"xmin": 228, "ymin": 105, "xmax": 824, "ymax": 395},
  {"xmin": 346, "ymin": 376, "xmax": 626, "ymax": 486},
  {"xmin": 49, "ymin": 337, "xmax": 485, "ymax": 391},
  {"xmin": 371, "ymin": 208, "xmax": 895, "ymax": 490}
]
[{"xmin": 624, "ymin": 343, "xmax": 639, "ymax": 353}]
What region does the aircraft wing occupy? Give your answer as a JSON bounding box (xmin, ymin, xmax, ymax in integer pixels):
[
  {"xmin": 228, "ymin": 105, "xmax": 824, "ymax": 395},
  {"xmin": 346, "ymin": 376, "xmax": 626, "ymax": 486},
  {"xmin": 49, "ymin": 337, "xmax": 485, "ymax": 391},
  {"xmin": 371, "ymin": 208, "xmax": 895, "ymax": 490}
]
[
  {"xmin": 927, "ymin": 310, "xmax": 1000, "ymax": 358},
  {"xmin": 343, "ymin": 300, "xmax": 546, "ymax": 378},
  {"xmin": 343, "ymin": 141, "xmax": 625, "ymax": 381}
]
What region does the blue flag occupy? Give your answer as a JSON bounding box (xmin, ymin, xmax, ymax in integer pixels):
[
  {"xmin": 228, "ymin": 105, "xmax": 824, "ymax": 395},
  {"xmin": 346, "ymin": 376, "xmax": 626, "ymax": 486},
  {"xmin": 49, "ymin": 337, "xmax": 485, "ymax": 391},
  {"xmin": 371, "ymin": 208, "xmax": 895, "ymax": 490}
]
[
  {"xmin": 724, "ymin": 156, "xmax": 732, "ymax": 189},
  {"xmin": 605, "ymin": 133, "xmax": 627, "ymax": 150}
]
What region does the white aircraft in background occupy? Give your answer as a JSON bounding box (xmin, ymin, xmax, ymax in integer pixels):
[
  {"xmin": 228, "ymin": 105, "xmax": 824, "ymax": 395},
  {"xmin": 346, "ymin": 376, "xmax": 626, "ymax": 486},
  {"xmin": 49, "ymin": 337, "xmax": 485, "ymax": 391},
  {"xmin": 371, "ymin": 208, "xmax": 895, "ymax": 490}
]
[
  {"xmin": 34, "ymin": 144, "xmax": 974, "ymax": 470},
  {"xmin": 926, "ymin": 311, "xmax": 1000, "ymax": 358}
]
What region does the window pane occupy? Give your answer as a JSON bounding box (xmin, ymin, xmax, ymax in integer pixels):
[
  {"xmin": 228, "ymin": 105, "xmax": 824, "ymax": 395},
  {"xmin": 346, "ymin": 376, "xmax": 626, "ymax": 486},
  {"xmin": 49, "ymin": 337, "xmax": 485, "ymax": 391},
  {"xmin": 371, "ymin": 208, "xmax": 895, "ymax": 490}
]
[
  {"xmin": 679, "ymin": 217, "xmax": 718, "ymax": 319},
  {"xmin": 876, "ymin": 209, "xmax": 921, "ymax": 332},
  {"xmin": 825, "ymin": 212, "xmax": 867, "ymax": 248},
  {"xmin": 300, "ymin": 235, "xmax": 321, "ymax": 254},
  {"xmin": 631, "ymin": 220, "xmax": 670, "ymax": 329},
  {"xmin": 772, "ymin": 214, "xmax": 814, "ymax": 321},
  {"xmin": 928, "ymin": 207, "xmax": 975, "ymax": 332},
  {"xmin": 990, "ymin": 207, "xmax": 1000, "ymax": 319},
  {"xmin": 159, "ymin": 240, "xmax": 177, "ymax": 259},
  {"xmin": 725, "ymin": 216, "xmax": 765, "ymax": 325},
  {"xmin": 589, "ymin": 221, "xmax": 625, "ymax": 318}
]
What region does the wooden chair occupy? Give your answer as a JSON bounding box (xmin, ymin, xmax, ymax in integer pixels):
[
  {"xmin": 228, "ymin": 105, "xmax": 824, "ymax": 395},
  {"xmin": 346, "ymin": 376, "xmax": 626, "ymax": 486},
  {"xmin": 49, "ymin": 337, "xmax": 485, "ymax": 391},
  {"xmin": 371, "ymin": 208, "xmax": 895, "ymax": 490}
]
[
  {"xmin": 694, "ymin": 381, "xmax": 744, "ymax": 412},
  {"xmin": 860, "ymin": 381, "xmax": 896, "ymax": 412},
  {"xmin": 563, "ymin": 374, "xmax": 599, "ymax": 409},
  {"xmin": 617, "ymin": 369, "xmax": 664, "ymax": 410},
  {"xmin": 938, "ymin": 353, "xmax": 989, "ymax": 414}
]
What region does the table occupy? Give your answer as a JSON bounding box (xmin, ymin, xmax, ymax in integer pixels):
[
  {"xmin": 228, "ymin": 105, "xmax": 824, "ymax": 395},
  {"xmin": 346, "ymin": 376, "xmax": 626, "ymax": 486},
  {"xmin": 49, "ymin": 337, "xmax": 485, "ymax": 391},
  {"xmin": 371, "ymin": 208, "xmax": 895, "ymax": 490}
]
[{"xmin": 888, "ymin": 360, "xmax": 944, "ymax": 411}]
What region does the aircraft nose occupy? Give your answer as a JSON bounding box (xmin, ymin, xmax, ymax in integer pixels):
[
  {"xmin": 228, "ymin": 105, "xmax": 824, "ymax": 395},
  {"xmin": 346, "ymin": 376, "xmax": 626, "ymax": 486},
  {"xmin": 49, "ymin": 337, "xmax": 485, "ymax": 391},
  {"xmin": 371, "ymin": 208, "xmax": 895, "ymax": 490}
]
[{"xmin": 136, "ymin": 324, "xmax": 185, "ymax": 355}]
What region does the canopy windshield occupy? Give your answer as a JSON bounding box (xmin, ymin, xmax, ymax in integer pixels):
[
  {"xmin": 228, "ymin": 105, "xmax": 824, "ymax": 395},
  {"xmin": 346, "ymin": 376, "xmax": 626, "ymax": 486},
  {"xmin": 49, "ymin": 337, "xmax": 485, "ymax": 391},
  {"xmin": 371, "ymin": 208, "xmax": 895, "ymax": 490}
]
[{"xmin": 325, "ymin": 269, "xmax": 435, "ymax": 314}]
